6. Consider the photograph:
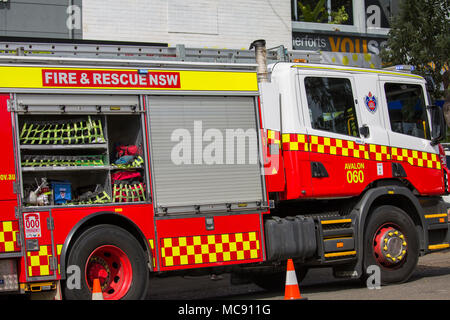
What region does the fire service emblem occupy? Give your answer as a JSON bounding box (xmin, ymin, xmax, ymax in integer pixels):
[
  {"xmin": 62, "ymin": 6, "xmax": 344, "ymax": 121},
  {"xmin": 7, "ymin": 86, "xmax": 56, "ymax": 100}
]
[{"xmin": 365, "ymin": 92, "xmax": 377, "ymax": 113}]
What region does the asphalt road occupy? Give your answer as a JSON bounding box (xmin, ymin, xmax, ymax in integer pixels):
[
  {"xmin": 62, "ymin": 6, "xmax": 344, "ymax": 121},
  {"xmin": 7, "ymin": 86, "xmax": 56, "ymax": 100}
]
[
  {"xmin": 5, "ymin": 249, "xmax": 450, "ymax": 303},
  {"xmin": 147, "ymin": 249, "xmax": 450, "ymax": 300}
]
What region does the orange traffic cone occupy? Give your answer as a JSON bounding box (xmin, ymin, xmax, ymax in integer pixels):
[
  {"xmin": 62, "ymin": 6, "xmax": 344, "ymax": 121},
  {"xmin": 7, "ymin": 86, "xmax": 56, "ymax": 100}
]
[
  {"xmin": 53, "ymin": 280, "xmax": 62, "ymax": 300},
  {"xmin": 91, "ymin": 278, "xmax": 104, "ymax": 300},
  {"xmin": 284, "ymin": 259, "xmax": 307, "ymax": 300}
]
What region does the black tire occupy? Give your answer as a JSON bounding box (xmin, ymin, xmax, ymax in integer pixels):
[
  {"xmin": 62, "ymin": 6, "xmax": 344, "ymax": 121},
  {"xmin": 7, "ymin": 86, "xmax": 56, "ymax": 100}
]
[
  {"xmin": 362, "ymin": 205, "xmax": 419, "ymax": 285},
  {"xmin": 63, "ymin": 224, "xmax": 149, "ymax": 300},
  {"xmin": 251, "ymin": 266, "xmax": 308, "ymax": 291}
]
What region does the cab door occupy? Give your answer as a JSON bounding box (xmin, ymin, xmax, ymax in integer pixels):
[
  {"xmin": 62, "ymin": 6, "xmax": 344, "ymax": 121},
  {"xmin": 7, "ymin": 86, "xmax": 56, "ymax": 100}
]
[
  {"xmin": 379, "ymin": 77, "xmax": 443, "ymax": 195},
  {"xmin": 298, "ymin": 73, "xmax": 367, "ymax": 198}
]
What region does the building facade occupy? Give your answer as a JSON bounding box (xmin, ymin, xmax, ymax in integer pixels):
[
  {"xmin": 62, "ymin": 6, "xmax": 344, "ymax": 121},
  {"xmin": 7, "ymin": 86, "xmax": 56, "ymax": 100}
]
[
  {"xmin": 82, "ymin": 0, "xmax": 292, "ymax": 51},
  {"xmin": 291, "ymin": 0, "xmax": 399, "ymax": 68},
  {"xmin": 0, "ymin": 0, "xmax": 401, "ymax": 68},
  {"xmin": 0, "ymin": 0, "xmax": 82, "ymax": 39}
]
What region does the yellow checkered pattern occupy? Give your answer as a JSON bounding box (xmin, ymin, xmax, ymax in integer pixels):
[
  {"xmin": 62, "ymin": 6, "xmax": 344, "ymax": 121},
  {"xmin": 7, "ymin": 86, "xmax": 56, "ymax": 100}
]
[
  {"xmin": 27, "ymin": 245, "xmax": 52, "ymax": 277},
  {"xmin": 267, "ymin": 130, "xmax": 281, "ymax": 146},
  {"xmin": 280, "ymin": 133, "xmax": 440, "ymax": 169},
  {"xmin": 309, "ymin": 135, "xmax": 382, "ymax": 160},
  {"xmin": 369, "ymin": 144, "xmax": 391, "ymax": 161},
  {"xmin": 282, "ymin": 133, "xmax": 309, "ymax": 151},
  {"xmin": 161, "ymin": 232, "xmax": 260, "ymax": 267},
  {"xmin": 0, "ymin": 221, "xmax": 20, "ymax": 253},
  {"xmin": 391, "ymin": 147, "xmax": 441, "ymax": 169}
]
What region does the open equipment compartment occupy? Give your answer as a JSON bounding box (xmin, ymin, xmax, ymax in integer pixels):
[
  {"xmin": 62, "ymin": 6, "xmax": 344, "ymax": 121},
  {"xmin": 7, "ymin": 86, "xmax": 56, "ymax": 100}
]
[
  {"xmin": 14, "ymin": 93, "xmax": 149, "ymax": 208},
  {"xmin": 108, "ymin": 114, "xmax": 147, "ymax": 203}
]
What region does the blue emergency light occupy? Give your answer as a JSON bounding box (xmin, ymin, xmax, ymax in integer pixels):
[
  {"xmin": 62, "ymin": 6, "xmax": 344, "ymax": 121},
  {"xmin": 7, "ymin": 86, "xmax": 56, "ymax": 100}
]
[{"xmin": 395, "ymin": 65, "xmax": 415, "ymax": 72}]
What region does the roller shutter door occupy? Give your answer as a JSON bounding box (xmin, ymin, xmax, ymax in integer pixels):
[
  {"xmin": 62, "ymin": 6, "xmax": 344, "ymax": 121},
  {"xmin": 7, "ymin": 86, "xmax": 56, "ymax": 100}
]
[{"xmin": 147, "ymin": 95, "xmax": 265, "ymax": 214}]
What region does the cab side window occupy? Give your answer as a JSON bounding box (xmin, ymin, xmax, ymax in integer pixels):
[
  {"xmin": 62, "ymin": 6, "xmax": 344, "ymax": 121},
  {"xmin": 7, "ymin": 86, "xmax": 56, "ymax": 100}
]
[
  {"xmin": 385, "ymin": 83, "xmax": 430, "ymax": 140},
  {"xmin": 305, "ymin": 77, "xmax": 359, "ymax": 137}
]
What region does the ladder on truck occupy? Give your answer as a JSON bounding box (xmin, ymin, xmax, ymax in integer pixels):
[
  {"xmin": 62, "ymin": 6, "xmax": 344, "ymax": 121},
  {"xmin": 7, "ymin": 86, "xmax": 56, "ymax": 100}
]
[{"xmin": 0, "ymin": 38, "xmax": 321, "ymax": 64}]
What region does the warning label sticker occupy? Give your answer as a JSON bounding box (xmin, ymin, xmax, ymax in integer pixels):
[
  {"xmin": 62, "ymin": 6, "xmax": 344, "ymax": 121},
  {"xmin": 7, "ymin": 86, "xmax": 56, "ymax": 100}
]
[{"xmin": 23, "ymin": 212, "xmax": 41, "ymax": 238}]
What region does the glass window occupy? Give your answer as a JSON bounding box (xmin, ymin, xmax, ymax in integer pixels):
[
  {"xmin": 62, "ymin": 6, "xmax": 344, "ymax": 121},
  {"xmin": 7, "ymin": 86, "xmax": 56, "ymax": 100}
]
[
  {"xmin": 365, "ymin": 0, "xmax": 401, "ymax": 29},
  {"xmin": 385, "ymin": 83, "xmax": 430, "ymax": 140},
  {"xmin": 305, "ymin": 77, "xmax": 359, "ymax": 137},
  {"xmin": 293, "ymin": 0, "xmax": 354, "ymax": 25}
]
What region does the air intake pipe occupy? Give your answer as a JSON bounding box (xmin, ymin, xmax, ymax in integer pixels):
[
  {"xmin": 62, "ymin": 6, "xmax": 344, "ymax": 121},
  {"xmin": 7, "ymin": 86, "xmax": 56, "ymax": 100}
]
[{"xmin": 249, "ymin": 39, "xmax": 269, "ymax": 83}]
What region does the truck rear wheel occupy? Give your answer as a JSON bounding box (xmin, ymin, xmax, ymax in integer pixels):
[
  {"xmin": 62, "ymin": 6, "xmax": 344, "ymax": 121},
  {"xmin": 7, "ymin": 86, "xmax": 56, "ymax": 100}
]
[
  {"xmin": 362, "ymin": 205, "xmax": 419, "ymax": 284},
  {"xmin": 63, "ymin": 224, "xmax": 149, "ymax": 300}
]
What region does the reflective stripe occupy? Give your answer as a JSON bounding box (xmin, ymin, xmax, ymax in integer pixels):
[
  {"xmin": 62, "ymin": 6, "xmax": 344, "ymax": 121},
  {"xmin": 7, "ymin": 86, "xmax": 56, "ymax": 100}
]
[
  {"xmin": 285, "ymin": 270, "xmax": 298, "ymax": 286},
  {"xmin": 321, "ymin": 219, "xmax": 352, "ymax": 225},
  {"xmin": 428, "ymin": 243, "xmax": 450, "ymax": 250},
  {"xmin": 324, "ymin": 250, "xmax": 357, "ymax": 258},
  {"xmin": 424, "ymin": 213, "xmax": 447, "ymax": 219}
]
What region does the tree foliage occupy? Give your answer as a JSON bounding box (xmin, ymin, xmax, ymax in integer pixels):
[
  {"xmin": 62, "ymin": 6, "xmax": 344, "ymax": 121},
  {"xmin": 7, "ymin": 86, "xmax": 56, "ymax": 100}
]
[
  {"xmin": 297, "ymin": 0, "xmax": 349, "ymax": 24},
  {"xmin": 298, "ymin": 0, "xmax": 329, "ymax": 23},
  {"xmin": 329, "ymin": 6, "xmax": 349, "ymax": 25},
  {"xmin": 380, "ymin": 0, "xmax": 450, "ymax": 102}
]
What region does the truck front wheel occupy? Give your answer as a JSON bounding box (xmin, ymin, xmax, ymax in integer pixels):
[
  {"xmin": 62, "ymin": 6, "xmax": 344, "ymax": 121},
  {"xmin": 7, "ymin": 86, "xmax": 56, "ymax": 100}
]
[
  {"xmin": 63, "ymin": 224, "xmax": 149, "ymax": 300},
  {"xmin": 362, "ymin": 205, "xmax": 419, "ymax": 285}
]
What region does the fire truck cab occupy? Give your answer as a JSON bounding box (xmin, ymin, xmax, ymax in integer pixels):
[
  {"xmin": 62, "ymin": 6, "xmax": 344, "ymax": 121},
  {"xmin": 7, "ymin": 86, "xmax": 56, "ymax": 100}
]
[
  {"xmin": 263, "ymin": 62, "xmax": 447, "ymax": 199},
  {"xmin": 257, "ymin": 60, "xmax": 449, "ymax": 286}
]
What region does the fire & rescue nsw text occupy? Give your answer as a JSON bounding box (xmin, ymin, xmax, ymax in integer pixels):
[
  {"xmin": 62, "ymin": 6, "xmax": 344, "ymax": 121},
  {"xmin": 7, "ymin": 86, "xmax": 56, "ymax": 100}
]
[{"xmin": 42, "ymin": 69, "xmax": 181, "ymax": 88}]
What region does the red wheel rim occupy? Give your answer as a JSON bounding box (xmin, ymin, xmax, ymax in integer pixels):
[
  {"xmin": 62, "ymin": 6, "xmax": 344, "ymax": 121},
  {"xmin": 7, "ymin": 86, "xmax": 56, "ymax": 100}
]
[
  {"xmin": 85, "ymin": 245, "xmax": 133, "ymax": 300},
  {"xmin": 372, "ymin": 223, "xmax": 407, "ymax": 269}
]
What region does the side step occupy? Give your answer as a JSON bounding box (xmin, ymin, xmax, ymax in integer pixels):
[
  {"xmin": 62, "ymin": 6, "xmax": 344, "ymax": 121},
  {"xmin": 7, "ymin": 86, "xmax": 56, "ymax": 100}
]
[
  {"xmin": 316, "ymin": 217, "xmax": 357, "ymax": 262},
  {"xmin": 425, "ymin": 213, "xmax": 450, "ymax": 253}
]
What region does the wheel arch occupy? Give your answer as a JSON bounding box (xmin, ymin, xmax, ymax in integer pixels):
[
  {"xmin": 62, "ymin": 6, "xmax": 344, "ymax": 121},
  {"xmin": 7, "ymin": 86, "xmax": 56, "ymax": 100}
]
[
  {"xmin": 58, "ymin": 211, "xmax": 153, "ymax": 279},
  {"xmin": 351, "ymin": 185, "xmax": 428, "ymax": 277},
  {"xmin": 365, "ymin": 194, "xmax": 424, "ymax": 238}
]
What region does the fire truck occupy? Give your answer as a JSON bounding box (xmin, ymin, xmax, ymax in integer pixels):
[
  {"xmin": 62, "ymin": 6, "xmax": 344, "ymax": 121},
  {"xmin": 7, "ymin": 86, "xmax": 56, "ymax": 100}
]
[{"xmin": 0, "ymin": 39, "xmax": 448, "ymax": 300}]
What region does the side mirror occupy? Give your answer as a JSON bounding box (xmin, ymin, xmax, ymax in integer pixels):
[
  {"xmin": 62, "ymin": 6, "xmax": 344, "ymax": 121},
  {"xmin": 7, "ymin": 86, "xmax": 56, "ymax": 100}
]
[
  {"xmin": 425, "ymin": 75, "xmax": 436, "ymax": 93},
  {"xmin": 428, "ymin": 105, "xmax": 446, "ymax": 146}
]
